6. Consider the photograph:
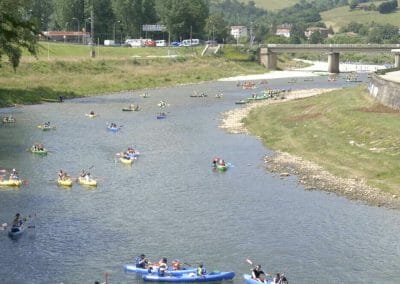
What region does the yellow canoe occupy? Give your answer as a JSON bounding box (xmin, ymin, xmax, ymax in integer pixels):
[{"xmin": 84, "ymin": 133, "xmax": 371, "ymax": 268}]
[
  {"xmin": 85, "ymin": 114, "xmax": 97, "ymax": 118},
  {"xmin": 58, "ymin": 178, "xmax": 73, "ymax": 187},
  {"xmin": 120, "ymin": 157, "xmax": 134, "ymax": 164},
  {"xmin": 0, "ymin": 179, "xmax": 22, "ymax": 186},
  {"xmin": 78, "ymin": 177, "xmax": 97, "ymax": 186}
]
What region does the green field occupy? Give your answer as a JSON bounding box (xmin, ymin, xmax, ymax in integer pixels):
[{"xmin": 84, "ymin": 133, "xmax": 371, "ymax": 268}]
[
  {"xmin": 0, "ymin": 42, "xmax": 266, "ymax": 107},
  {"xmin": 243, "ymin": 86, "xmax": 400, "ymax": 195},
  {"xmin": 245, "ymin": 0, "xmax": 299, "ymax": 11},
  {"xmin": 321, "ymin": 4, "xmax": 400, "ymax": 31}
]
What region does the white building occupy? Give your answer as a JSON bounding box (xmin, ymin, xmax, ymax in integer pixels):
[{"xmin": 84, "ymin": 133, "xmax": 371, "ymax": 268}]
[
  {"xmin": 230, "ymin": 26, "xmax": 248, "ymax": 39},
  {"xmin": 275, "ymin": 24, "xmax": 292, "ymax": 38}
]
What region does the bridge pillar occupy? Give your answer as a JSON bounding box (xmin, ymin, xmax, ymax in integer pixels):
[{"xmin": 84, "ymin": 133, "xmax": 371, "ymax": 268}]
[
  {"xmin": 393, "ymin": 50, "xmax": 400, "ymax": 68},
  {"xmin": 260, "ymin": 48, "xmax": 277, "ymax": 70},
  {"xmin": 328, "ymin": 52, "xmax": 340, "ymax": 73}
]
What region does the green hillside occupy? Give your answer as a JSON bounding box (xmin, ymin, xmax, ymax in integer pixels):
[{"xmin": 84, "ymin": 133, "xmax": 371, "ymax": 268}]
[
  {"xmin": 248, "ymin": 0, "xmax": 299, "ymax": 11},
  {"xmin": 321, "ymin": 4, "xmax": 400, "ymax": 32}
]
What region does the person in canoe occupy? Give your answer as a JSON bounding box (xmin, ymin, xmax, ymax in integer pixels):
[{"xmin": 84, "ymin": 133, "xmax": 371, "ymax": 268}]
[
  {"xmin": 197, "ymin": 264, "xmax": 207, "ymax": 276},
  {"xmin": 135, "ymin": 254, "xmax": 149, "ymax": 268},
  {"xmin": 12, "ymin": 213, "xmax": 23, "ymax": 227},
  {"xmin": 158, "ymin": 258, "xmax": 168, "ymax": 276},
  {"xmin": 123, "ymin": 152, "xmax": 131, "ymax": 160},
  {"xmin": 251, "ymin": 265, "xmax": 266, "ymax": 282},
  {"xmin": 44, "ymin": 121, "xmax": 50, "ymax": 127},
  {"xmin": 58, "ymin": 170, "xmax": 68, "ymax": 180},
  {"xmin": 10, "ymin": 169, "xmax": 19, "ymax": 180},
  {"xmin": 90, "ymin": 110, "xmax": 95, "ymax": 115},
  {"xmin": 171, "ymin": 259, "xmax": 181, "ymax": 270}
]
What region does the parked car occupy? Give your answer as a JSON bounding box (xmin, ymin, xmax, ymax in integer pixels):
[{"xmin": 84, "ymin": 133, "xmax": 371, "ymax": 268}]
[
  {"xmin": 144, "ymin": 39, "xmax": 156, "ymax": 47},
  {"xmin": 181, "ymin": 39, "xmax": 200, "ymax": 46},
  {"xmin": 205, "ymin": 40, "xmax": 218, "ymax": 46},
  {"xmin": 155, "ymin": 40, "xmax": 166, "ymax": 47},
  {"xmin": 171, "ymin": 41, "xmax": 182, "ymax": 47}
]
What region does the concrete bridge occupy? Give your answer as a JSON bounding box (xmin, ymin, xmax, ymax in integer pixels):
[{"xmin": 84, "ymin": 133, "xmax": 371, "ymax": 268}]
[{"xmin": 259, "ymin": 44, "xmax": 400, "ymax": 73}]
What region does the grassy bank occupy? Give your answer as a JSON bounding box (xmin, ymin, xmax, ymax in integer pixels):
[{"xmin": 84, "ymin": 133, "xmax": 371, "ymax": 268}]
[
  {"xmin": 243, "ymin": 86, "xmax": 400, "ymax": 195},
  {"xmin": 0, "ymin": 43, "xmax": 266, "ymax": 107}
]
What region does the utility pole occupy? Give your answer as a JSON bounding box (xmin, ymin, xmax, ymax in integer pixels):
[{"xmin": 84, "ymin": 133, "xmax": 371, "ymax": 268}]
[
  {"xmin": 250, "ymin": 21, "xmax": 253, "ymax": 47},
  {"xmin": 90, "ymin": 4, "xmax": 95, "ymax": 58}
]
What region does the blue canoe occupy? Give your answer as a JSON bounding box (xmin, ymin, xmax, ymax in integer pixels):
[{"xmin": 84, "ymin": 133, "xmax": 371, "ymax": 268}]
[
  {"xmin": 143, "ymin": 271, "xmax": 235, "ymax": 282},
  {"xmin": 156, "ymin": 113, "xmax": 167, "ymax": 119},
  {"xmin": 243, "ymin": 274, "xmax": 272, "ymax": 284},
  {"xmin": 107, "ymin": 126, "xmax": 120, "ymax": 132},
  {"xmin": 124, "ymin": 265, "xmax": 196, "ymax": 276}
]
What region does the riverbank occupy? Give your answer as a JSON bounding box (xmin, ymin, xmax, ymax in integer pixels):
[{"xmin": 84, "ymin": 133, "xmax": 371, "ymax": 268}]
[
  {"xmin": 0, "ymin": 43, "xmax": 267, "ymax": 108},
  {"xmin": 220, "ymin": 86, "xmax": 400, "ymax": 209}
]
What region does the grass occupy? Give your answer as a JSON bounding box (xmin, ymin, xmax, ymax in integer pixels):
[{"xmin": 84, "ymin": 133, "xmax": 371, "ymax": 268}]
[
  {"xmin": 243, "ymin": 86, "xmax": 400, "ymax": 195},
  {"xmin": 249, "ymin": 0, "xmax": 300, "ymax": 11},
  {"xmin": 0, "ymin": 43, "xmax": 267, "ymax": 107},
  {"xmin": 321, "ymin": 4, "xmax": 400, "ymax": 32}
]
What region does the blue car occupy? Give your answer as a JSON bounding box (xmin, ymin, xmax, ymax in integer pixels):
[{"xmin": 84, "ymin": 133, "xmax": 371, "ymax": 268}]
[{"xmin": 171, "ymin": 41, "xmax": 182, "ymax": 47}]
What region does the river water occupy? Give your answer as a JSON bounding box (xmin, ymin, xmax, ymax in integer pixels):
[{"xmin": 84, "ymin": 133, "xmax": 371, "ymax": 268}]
[{"xmin": 0, "ymin": 74, "xmax": 399, "ymax": 284}]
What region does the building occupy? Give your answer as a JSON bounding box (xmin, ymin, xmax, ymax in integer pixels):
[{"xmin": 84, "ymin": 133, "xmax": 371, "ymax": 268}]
[
  {"xmin": 304, "ymin": 27, "xmax": 329, "ymax": 39},
  {"xmin": 42, "ymin": 31, "xmax": 91, "ymax": 44},
  {"xmin": 275, "ymin": 24, "xmax": 292, "ymax": 38},
  {"xmin": 230, "ymin": 26, "xmax": 248, "ymax": 39}
]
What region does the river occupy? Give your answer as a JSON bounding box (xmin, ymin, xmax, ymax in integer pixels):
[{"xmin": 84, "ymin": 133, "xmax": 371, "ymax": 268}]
[{"xmin": 0, "ymin": 73, "xmax": 399, "ymax": 283}]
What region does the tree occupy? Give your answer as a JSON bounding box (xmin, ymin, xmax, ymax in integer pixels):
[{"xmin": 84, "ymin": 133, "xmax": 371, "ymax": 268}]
[
  {"xmin": 155, "ymin": 0, "xmax": 208, "ymax": 41},
  {"xmin": 204, "ymin": 13, "xmax": 228, "ymax": 42},
  {"xmin": 0, "ymin": 0, "xmax": 41, "ymax": 69},
  {"xmin": 309, "ymin": 31, "xmax": 323, "ymax": 43}
]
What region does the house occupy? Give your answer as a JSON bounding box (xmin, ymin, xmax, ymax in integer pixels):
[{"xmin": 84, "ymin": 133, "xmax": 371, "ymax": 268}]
[
  {"xmin": 230, "ymin": 26, "xmax": 248, "ymax": 39},
  {"xmin": 275, "ymin": 24, "xmax": 292, "ymax": 38},
  {"xmin": 304, "ymin": 27, "xmax": 329, "ymax": 39}
]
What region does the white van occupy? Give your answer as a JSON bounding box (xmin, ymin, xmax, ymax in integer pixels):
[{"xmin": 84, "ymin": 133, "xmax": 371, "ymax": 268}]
[
  {"xmin": 181, "ymin": 39, "xmax": 200, "ymax": 46},
  {"xmin": 156, "ymin": 40, "xmax": 166, "ymax": 47},
  {"xmin": 125, "ymin": 39, "xmax": 143, "ymax": 47}
]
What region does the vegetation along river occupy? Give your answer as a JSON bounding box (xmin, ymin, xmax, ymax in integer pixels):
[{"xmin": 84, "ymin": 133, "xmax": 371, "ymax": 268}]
[{"xmin": 0, "ymin": 74, "xmax": 399, "ymax": 283}]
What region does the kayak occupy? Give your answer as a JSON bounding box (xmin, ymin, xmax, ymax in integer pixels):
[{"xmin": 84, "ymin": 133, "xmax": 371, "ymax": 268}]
[
  {"xmin": 124, "ymin": 265, "xmax": 197, "ymax": 276},
  {"xmin": 157, "ymin": 113, "xmax": 167, "ymax": 119},
  {"xmin": 30, "ymin": 148, "xmax": 48, "ymax": 155},
  {"xmin": 122, "ymin": 108, "xmax": 134, "ymax": 112},
  {"xmin": 78, "ymin": 177, "xmax": 97, "ymax": 186},
  {"xmin": 120, "ymin": 157, "xmax": 134, "ymax": 164},
  {"xmin": 0, "ymin": 179, "xmax": 22, "ymax": 186},
  {"xmin": 58, "ymin": 178, "xmax": 73, "ymax": 187},
  {"xmin": 8, "ymin": 224, "xmax": 25, "ymax": 238},
  {"xmin": 142, "ymin": 271, "xmax": 235, "ymax": 282},
  {"xmin": 243, "ymin": 274, "xmax": 272, "ymax": 284}
]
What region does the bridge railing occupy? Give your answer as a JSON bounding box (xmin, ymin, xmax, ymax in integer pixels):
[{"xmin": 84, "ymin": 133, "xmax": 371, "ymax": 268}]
[{"xmin": 262, "ymin": 44, "xmax": 400, "ymax": 49}]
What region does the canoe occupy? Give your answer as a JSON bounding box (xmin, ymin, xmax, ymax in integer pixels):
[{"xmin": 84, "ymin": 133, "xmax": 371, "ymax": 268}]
[
  {"xmin": 2, "ymin": 117, "xmax": 16, "ymax": 124},
  {"xmin": 107, "ymin": 126, "xmax": 120, "ymax": 132},
  {"xmin": 78, "ymin": 177, "xmax": 97, "ymax": 186},
  {"xmin": 124, "ymin": 265, "xmax": 197, "ymax": 276},
  {"xmin": 120, "ymin": 157, "xmax": 134, "ymax": 164},
  {"xmin": 30, "ymin": 148, "xmax": 48, "ymax": 155},
  {"xmin": 122, "ymin": 108, "xmax": 134, "ymax": 112},
  {"xmin": 243, "ymin": 274, "xmax": 272, "ymax": 284},
  {"xmin": 157, "ymin": 114, "xmax": 167, "ymax": 119},
  {"xmin": 235, "ymin": 100, "xmax": 247, "ymax": 105},
  {"xmin": 8, "ymin": 224, "xmax": 25, "ymax": 238},
  {"xmin": 143, "ymin": 271, "xmax": 235, "ymax": 282},
  {"xmin": 58, "ymin": 178, "xmax": 73, "ymax": 187},
  {"xmin": 85, "ymin": 114, "xmax": 97, "ymax": 118},
  {"xmin": 37, "ymin": 125, "xmax": 56, "ymax": 131},
  {"xmin": 215, "ymin": 163, "xmax": 229, "ymax": 171},
  {"xmin": 0, "ymin": 179, "xmax": 22, "ymax": 186}
]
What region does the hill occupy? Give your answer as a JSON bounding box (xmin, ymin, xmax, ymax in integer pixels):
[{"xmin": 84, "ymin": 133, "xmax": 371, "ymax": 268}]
[
  {"xmin": 321, "ymin": 4, "xmax": 400, "ymax": 32},
  {"xmin": 246, "ymin": 0, "xmax": 299, "ymax": 11}
]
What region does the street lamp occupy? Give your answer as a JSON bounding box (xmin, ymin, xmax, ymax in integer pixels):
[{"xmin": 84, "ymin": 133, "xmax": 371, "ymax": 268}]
[
  {"xmin": 114, "ymin": 20, "xmax": 121, "ymax": 44},
  {"xmin": 72, "ymin": 17, "xmax": 80, "ymax": 43}
]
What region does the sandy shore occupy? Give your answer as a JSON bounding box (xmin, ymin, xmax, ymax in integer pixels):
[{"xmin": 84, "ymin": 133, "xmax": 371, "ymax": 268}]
[{"xmin": 220, "ymin": 87, "xmax": 400, "ymax": 209}]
